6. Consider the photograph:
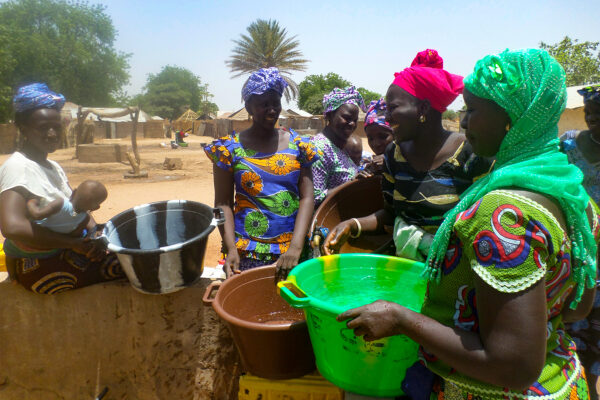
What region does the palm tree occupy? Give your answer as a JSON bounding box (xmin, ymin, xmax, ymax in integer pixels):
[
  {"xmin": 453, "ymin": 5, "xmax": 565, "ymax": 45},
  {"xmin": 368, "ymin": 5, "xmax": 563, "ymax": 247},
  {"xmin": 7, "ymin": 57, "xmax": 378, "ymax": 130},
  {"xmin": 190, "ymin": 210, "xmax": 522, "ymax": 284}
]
[{"xmin": 226, "ymin": 19, "xmax": 309, "ymax": 102}]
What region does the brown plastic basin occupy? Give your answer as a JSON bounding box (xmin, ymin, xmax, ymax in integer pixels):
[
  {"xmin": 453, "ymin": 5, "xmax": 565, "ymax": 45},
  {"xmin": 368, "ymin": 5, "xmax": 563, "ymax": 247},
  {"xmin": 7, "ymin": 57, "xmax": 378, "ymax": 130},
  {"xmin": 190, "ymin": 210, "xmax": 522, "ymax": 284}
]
[
  {"xmin": 203, "ymin": 266, "xmax": 315, "ymax": 379},
  {"xmin": 311, "ymin": 176, "xmax": 392, "ymax": 253}
]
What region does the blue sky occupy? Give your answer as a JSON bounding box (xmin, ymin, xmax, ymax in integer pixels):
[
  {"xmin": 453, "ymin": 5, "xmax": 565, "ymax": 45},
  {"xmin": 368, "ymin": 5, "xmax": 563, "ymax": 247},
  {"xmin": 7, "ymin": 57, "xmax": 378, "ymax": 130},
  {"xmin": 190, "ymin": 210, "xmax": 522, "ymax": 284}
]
[{"xmin": 98, "ymin": 0, "xmax": 599, "ymax": 112}]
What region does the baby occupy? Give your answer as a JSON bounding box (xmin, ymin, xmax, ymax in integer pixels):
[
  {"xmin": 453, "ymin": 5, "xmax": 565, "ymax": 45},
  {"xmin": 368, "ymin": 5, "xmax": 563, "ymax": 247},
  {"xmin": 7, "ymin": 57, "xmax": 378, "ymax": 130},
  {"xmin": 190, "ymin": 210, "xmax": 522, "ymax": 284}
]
[
  {"xmin": 27, "ymin": 180, "xmax": 107, "ymax": 235},
  {"xmin": 344, "ymin": 135, "xmax": 370, "ymax": 167}
]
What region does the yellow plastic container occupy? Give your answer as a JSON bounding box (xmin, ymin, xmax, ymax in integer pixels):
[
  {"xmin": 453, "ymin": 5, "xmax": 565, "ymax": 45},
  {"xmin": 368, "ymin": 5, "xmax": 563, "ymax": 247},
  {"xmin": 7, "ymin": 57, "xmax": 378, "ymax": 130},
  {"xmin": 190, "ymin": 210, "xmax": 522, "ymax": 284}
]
[
  {"xmin": 0, "ymin": 243, "xmax": 5, "ymax": 272},
  {"xmin": 238, "ymin": 373, "xmax": 343, "ymax": 400}
]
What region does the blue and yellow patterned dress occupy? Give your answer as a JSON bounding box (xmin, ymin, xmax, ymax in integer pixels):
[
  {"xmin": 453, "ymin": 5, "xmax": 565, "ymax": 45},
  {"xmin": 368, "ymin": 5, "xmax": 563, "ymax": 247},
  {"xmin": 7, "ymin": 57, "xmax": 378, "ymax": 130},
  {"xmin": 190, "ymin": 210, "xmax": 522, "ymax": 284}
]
[{"xmin": 204, "ymin": 130, "xmax": 319, "ymax": 264}]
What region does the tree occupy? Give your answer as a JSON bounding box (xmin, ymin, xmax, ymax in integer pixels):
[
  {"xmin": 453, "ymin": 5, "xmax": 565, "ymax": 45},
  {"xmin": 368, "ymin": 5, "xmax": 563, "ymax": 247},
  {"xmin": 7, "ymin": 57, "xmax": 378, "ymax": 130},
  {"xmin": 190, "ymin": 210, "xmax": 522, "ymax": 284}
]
[
  {"xmin": 357, "ymin": 87, "xmax": 382, "ymax": 107},
  {"xmin": 0, "ymin": 0, "xmax": 131, "ymax": 122},
  {"xmin": 297, "ymin": 73, "xmax": 381, "ymax": 115},
  {"xmin": 142, "ymin": 66, "xmax": 215, "ymax": 120},
  {"xmin": 226, "ymin": 19, "xmax": 308, "ymax": 101},
  {"xmin": 540, "ymin": 36, "xmax": 600, "ymax": 86},
  {"xmin": 442, "ymin": 109, "xmax": 458, "ymax": 121}
]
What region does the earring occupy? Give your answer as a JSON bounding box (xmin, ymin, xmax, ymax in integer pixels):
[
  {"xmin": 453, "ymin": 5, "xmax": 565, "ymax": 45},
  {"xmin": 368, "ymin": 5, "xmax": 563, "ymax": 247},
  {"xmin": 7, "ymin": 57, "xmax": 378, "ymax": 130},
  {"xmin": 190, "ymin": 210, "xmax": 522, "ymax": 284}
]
[
  {"xmin": 419, "ymin": 115, "xmax": 426, "ymax": 123},
  {"xmin": 505, "ymin": 123, "xmax": 510, "ymax": 131}
]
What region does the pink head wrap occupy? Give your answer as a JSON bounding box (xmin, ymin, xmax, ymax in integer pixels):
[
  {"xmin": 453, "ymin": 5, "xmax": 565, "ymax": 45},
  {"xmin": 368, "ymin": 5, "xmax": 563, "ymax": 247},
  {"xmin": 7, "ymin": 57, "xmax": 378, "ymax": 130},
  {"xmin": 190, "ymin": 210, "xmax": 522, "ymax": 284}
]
[{"xmin": 392, "ymin": 49, "xmax": 464, "ymax": 112}]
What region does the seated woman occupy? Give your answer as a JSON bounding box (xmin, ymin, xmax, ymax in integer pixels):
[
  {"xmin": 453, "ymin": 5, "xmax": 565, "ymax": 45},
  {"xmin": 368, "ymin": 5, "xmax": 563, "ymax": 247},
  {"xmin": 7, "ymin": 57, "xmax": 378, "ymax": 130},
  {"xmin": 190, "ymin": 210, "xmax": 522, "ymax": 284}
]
[
  {"xmin": 310, "ymin": 86, "xmax": 366, "ymax": 207},
  {"xmin": 358, "ymin": 98, "xmax": 394, "ymax": 177},
  {"xmin": 204, "ymin": 68, "xmax": 318, "ymax": 279},
  {"xmin": 560, "ymin": 84, "xmax": 600, "ymax": 398},
  {"xmin": 0, "ymin": 83, "xmax": 122, "ymax": 294},
  {"xmin": 339, "ymin": 49, "xmax": 598, "ymax": 400},
  {"xmin": 324, "ymin": 49, "xmax": 493, "ymax": 260}
]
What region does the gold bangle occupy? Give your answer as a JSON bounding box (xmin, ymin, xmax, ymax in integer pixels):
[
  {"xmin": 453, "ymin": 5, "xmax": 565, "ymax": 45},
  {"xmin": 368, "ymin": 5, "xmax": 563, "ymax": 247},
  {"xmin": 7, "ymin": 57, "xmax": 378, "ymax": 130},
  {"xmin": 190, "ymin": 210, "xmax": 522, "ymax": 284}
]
[{"xmin": 350, "ymin": 218, "xmax": 362, "ymax": 238}]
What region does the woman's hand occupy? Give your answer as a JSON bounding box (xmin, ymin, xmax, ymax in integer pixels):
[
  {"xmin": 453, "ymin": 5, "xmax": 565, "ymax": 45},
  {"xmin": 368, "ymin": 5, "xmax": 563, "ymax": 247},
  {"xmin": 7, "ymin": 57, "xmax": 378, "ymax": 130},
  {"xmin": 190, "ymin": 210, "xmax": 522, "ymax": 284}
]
[
  {"xmin": 323, "ymin": 219, "xmax": 357, "ymax": 255},
  {"xmin": 72, "ymin": 237, "xmax": 106, "ymax": 261},
  {"xmin": 337, "ymin": 300, "xmax": 406, "ymax": 341},
  {"xmin": 223, "ymin": 251, "xmax": 241, "ymax": 278},
  {"xmin": 275, "ymin": 246, "xmax": 302, "ymax": 281}
]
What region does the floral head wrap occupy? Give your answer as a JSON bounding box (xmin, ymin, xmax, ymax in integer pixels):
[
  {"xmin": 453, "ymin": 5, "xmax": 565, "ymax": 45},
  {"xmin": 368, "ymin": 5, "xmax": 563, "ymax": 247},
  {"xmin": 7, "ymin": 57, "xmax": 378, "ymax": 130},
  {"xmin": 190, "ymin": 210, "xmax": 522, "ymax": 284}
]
[
  {"xmin": 13, "ymin": 83, "xmax": 65, "ymax": 113},
  {"xmin": 322, "ymin": 86, "xmax": 366, "ymax": 115},
  {"xmin": 578, "ymin": 84, "xmax": 600, "ymax": 105},
  {"xmin": 425, "ymin": 49, "xmax": 596, "ymax": 308},
  {"xmin": 364, "ymin": 98, "xmax": 392, "ymax": 131},
  {"xmin": 242, "ymin": 67, "xmax": 288, "ymax": 102},
  {"xmin": 392, "ymin": 49, "xmax": 464, "ymax": 113}
]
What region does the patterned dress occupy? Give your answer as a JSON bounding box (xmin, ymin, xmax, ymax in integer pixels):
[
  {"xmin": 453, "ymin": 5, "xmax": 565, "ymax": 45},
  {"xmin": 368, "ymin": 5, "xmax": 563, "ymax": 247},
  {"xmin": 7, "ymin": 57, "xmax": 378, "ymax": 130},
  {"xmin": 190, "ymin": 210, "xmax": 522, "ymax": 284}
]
[
  {"xmin": 560, "ymin": 130, "xmax": 600, "ymax": 397},
  {"xmin": 310, "ymin": 133, "xmax": 358, "ymax": 207},
  {"xmin": 420, "ymin": 190, "xmax": 599, "ymax": 400},
  {"xmin": 204, "ymin": 130, "xmax": 319, "ymax": 263},
  {"xmin": 382, "ymin": 140, "xmax": 494, "ymax": 234}
]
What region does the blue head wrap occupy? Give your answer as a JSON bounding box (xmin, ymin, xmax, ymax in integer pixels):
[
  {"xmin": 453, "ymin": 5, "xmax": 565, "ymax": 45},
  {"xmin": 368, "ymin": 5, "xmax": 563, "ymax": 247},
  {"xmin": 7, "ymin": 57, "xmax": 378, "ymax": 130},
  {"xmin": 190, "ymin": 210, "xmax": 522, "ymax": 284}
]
[
  {"xmin": 577, "ymin": 85, "xmax": 600, "ymax": 105},
  {"xmin": 13, "ymin": 83, "xmax": 65, "ymax": 113},
  {"xmin": 242, "ymin": 67, "xmax": 288, "ymax": 102}
]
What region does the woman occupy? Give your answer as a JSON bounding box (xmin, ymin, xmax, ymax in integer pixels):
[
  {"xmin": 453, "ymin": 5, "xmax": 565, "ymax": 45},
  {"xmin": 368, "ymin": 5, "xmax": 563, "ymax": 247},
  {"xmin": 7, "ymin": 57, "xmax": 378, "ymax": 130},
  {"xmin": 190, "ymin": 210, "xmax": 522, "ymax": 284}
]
[
  {"xmin": 0, "ymin": 83, "xmax": 122, "ymax": 294},
  {"xmin": 204, "ymin": 68, "xmax": 318, "ymax": 279},
  {"xmin": 358, "ymin": 98, "xmax": 394, "ymax": 177},
  {"xmin": 324, "ymin": 49, "xmax": 492, "ymax": 261},
  {"xmin": 338, "ymin": 49, "xmax": 598, "ymax": 399},
  {"xmin": 310, "ymin": 86, "xmax": 366, "ymax": 207},
  {"xmin": 561, "ymin": 84, "xmax": 600, "ymax": 399}
]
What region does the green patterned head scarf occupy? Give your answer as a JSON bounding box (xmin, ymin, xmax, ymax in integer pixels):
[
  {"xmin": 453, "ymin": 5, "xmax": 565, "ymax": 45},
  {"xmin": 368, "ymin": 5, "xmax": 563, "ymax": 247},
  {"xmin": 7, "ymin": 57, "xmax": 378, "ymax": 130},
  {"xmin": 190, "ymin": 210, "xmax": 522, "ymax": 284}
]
[{"xmin": 425, "ymin": 49, "xmax": 597, "ymax": 307}]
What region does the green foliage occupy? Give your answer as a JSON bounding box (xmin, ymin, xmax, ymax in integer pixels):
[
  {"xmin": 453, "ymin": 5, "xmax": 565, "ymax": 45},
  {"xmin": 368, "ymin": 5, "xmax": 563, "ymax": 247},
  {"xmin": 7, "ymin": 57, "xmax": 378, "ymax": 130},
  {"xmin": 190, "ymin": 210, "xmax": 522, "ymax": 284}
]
[
  {"xmin": 0, "ymin": 0, "xmax": 131, "ymax": 122},
  {"xmin": 142, "ymin": 66, "xmax": 216, "ymax": 120},
  {"xmin": 357, "ymin": 87, "xmax": 382, "ymax": 107},
  {"xmin": 540, "ymin": 36, "xmax": 600, "ymax": 86},
  {"xmin": 297, "ymin": 73, "xmax": 381, "ymax": 115},
  {"xmin": 226, "ymin": 19, "xmax": 308, "ymax": 101},
  {"xmin": 442, "ymin": 109, "xmax": 458, "ymax": 121}
]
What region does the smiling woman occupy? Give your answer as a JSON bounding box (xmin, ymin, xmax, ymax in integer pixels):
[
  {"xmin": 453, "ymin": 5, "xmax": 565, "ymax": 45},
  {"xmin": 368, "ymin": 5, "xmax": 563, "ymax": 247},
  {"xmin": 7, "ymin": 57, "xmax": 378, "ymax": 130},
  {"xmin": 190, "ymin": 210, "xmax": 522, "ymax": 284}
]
[
  {"xmin": 0, "ymin": 83, "xmax": 123, "ymax": 294},
  {"xmin": 310, "ymin": 86, "xmax": 367, "ymax": 207},
  {"xmin": 204, "ymin": 68, "xmax": 320, "ymax": 280}
]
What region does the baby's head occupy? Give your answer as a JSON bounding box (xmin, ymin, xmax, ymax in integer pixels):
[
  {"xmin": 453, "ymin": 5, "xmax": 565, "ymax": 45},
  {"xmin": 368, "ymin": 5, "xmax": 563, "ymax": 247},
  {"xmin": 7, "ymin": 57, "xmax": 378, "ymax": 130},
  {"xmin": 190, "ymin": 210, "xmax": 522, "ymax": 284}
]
[
  {"xmin": 344, "ymin": 135, "xmax": 363, "ymax": 166},
  {"xmin": 71, "ymin": 180, "xmax": 108, "ymax": 213}
]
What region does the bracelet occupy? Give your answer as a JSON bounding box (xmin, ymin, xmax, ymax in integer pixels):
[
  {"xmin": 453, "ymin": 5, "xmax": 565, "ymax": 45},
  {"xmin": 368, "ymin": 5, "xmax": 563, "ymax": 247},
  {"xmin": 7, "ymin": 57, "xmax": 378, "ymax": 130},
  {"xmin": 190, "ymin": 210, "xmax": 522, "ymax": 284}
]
[{"xmin": 350, "ymin": 218, "xmax": 362, "ymax": 238}]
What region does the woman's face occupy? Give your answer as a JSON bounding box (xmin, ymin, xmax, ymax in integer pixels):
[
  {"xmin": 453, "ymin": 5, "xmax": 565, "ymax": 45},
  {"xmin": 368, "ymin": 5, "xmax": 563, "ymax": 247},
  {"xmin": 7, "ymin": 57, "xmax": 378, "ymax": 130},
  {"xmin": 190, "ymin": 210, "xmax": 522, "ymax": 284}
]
[
  {"xmin": 365, "ymin": 124, "xmax": 394, "ymax": 155},
  {"xmin": 20, "ymin": 108, "xmax": 62, "ymax": 154},
  {"xmin": 385, "ymin": 85, "xmax": 423, "ymax": 143},
  {"xmin": 584, "ymin": 100, "xmax": 600, "ymax": 135},
  {"xmin": 461, "ymin": 89, "xmax": 511, "ymax": 157},
  {"xmin": 246, "ymin": 90, "xmax": 282, "ymax": 130},
  {"xmin": 327, "ymin": 103, "xmax": 359, "ymax": 140}
]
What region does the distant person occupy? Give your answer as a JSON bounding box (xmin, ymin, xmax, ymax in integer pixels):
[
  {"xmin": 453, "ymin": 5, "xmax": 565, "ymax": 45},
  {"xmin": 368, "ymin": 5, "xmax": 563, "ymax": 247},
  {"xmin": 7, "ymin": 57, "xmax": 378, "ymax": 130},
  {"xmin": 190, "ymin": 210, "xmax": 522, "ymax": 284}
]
[
  {"xmin": 560, "ymin": 84, "xmax": 600, "ymax": 399},
  {"xmin": 0, "ymin": 83, "xmax": 122, "ymax": 294},
  {"xmin": 310, "ymin": 86, "xmax": 366, "ymax": 207},
  {"xmin": 359, "ymin": 98, "xmax": 394, "ymax": 177},
  {"xmin": 27, "ymin": 179, "xmax": 107, "ymax": 235},
  {"xmin": 204, "ymin": 68, "xmax": 319, "ymax": 280}
]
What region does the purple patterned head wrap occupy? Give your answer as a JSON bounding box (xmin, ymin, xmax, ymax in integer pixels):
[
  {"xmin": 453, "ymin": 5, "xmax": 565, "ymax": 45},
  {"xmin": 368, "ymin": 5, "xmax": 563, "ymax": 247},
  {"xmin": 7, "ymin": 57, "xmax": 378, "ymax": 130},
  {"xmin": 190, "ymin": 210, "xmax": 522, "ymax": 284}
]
[
  {"xmin": 364, "ymin": 98, "xmax": 391, "ymax": 131},
  {"xmin": 577, "ymin": 84, "xmax": 600, "ymax": 105},
  {"xmin": 322, "ymin": 86, "xmax": 366, "ymax": 115},
  {"xmin": 242, "ymin": 67, "xmax": 288, "ymax": 102},
  {"xmin": 13, "ymin": 83, "xmax": 65, "ymax": 113}
]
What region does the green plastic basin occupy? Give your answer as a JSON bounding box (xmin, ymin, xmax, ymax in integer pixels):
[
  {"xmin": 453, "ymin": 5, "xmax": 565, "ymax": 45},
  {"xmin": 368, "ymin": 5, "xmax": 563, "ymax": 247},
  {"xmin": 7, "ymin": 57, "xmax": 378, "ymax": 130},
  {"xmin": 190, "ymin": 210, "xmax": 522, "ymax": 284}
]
[{"xmin": 278, "ymin": 253, "xmax": 426, "ymax": 397}]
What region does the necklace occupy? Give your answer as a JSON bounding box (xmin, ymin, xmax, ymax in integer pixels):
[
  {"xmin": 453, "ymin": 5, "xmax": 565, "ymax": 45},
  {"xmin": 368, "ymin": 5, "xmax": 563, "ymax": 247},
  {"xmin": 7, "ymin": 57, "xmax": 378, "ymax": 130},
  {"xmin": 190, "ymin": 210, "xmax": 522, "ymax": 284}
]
[{"xmin": 589, "ymin": 131, "xmax": 600, "ymax": 146}]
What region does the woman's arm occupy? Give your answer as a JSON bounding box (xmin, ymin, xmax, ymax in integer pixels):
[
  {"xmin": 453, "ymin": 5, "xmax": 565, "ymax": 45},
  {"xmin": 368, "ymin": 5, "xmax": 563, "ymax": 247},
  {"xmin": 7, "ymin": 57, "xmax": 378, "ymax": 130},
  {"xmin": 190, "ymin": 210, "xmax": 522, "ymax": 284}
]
[
  {"xmin": 311, "ymin": 157, "xmax": 329, "ymax": 206},
  {"xmin": 0, "ymin": 189, "xmax": 87, "ymax": 251},
  {"xmin": 275, "ymin": 167, "xmax": 314, "ymax": 280},
  {"xmin": 212, "ymin": 165, "xmax": 239, "ymax": 277},
  {"xmin": 323, "ymin": 208, "xmax": 394, "ymax": 255},
  {"xmin": 338, "ymin": 276, "xmax": 547, "ymax": 391}
]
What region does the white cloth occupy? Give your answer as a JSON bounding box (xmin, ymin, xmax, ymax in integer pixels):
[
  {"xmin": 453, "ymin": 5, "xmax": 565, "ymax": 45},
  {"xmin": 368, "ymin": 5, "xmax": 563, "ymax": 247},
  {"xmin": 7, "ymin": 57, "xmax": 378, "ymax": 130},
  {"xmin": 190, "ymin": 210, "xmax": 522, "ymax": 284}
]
[
  {"xmin": 35, "ymin": 198, "xmax": 87, "ymax": 234},
  {"xmin": 0, "ymin": 151, "xmax": 71, "ymax": 204},
  {"xmin": 393, "ymin": 215, "xmax": 434, "ymax": 261}
]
